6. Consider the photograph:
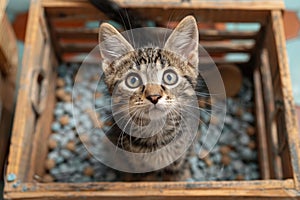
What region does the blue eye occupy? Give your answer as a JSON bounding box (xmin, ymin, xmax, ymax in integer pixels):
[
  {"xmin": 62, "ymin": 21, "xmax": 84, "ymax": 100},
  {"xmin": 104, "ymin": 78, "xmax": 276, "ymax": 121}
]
[
  {"xmin": 126, "ymin": 73, "xmax": 142, "ymax": 89},
  {"xmin": 163, "ymin": 69, "xmax": 178, "ymax": 85},
  {"xmin": 130, "ymin": 77, "xmax": 137, "ymax": 84}
]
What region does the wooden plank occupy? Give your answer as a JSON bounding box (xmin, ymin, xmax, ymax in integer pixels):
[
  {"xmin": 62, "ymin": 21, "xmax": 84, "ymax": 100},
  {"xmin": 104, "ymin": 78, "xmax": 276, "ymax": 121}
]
[
  {"xmin": 55, "ymin": 27, "xmax": 258, "ymax": 41},
  {"xmin": 4, "ymin": 180, "xmax": 297, "ymax": 200},
  {"xmin": 115, "ymin": 0, "xmax": 285, "ymax": 10},
  {"xmin": 268, "ymin": 10, "xmax": 300, "ymax": 190},
  {"xmin": 260, "ymin": 47, "xmax": 283, "ymax": 180},
  {"xmin": 0, "ymin": 73, "xmax": 16, "ymax": 181},
  {"xmin": 254, "ymin": 67, "xmax": 270, "ymax": 180},
  {"xmin": 5, "ymin": 0, "xmax": 42, "ymax": 182},
  {"xmin": 4, "ymin": 179, "xmax": 295, "ymax": 192},
  {"xmin": 59, "ymin": 41, "xmax": 253, "ymax": 54},
  {"xmin": 42, "ymin": 0, "xmax": 271, "ymax": 24},
  {"xmin": 4, "ymin": 189, "xmax": 299, "ymax": 200},
  {"xmin": 0, "ymin": 13, "xmax": 17, "ymax": 181},
  {"xmin": 42, "ymin": 0, "xmax": 285, "ymax": 10},
  {"xmin": 28, "ymin": 19, "xmax": 58, "ymax": 180}
]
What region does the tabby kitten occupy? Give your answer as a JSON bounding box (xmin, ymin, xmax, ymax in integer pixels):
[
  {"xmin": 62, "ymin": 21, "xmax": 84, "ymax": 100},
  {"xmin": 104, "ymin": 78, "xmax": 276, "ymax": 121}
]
[{"xmin": 99, "ymin": 16, "xmax": 199, "ymax": 180}]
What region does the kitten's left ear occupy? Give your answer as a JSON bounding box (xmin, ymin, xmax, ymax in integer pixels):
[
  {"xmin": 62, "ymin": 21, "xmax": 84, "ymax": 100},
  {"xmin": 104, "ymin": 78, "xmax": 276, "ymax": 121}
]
[
  {"xmin": 99, "ymin": 23, "xmax": 134, "ymax": 72},
  {"xmin": 164, "ymin": 16, "xmax": 199, "ymax": 68}
]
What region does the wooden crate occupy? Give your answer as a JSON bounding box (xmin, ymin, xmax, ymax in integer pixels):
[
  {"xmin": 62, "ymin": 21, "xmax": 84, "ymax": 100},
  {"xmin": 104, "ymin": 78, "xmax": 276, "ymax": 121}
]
[
  {"xmin": 4, "ymin": 0, "xmax": 300, "ymax": 199},
  {"xmin": 0, "ymin": 0, "xmax": 17, "ymax": 181}
]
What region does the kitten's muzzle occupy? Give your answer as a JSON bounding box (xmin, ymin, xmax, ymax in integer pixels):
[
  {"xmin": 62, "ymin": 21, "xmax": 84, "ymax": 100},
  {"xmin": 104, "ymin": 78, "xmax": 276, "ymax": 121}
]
[
  {"xmin": 144, "ymin": 83, "xmax": 164, "ymax": 105},
  {"xmin": 146, "ymin": 95, "xmax": 162, "ymax": 104}
]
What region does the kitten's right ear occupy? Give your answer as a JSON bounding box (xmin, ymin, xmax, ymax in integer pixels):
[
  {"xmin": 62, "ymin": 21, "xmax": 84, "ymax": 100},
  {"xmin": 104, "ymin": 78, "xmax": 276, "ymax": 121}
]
[{"xmin": 99, "ymin": 23, "xmax": 134, "ymax": 71}]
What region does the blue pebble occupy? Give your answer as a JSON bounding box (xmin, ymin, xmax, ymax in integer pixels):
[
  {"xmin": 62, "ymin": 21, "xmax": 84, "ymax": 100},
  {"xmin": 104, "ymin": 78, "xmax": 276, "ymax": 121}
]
[
  {"xmin": 12, "ymin": 181, "xmax": 20, "ymax": 188},
  {"xmin": 54, "ymin": 108, "xmax": 64, "ymax": 118},
  {"xmin": 56, "ymin": 102, "xmax": 64, "ymax": 108},
  {"xmin": 7, "ymin": 173, "xmax": 16, "ymax": 182},
  {"xmin": 240, "ymin": 148, "xmax": 253, "ymax": 161},
  {"xmin": 22, "ymin": 185, "xmax": 28, "ymax": 192},
  {"xmin": 64, "ymin": 103, "xmax": 73, "ymax": 113},
  {"xmin": 69, "ymin": 118, "xmax": 76, "ymax": 128},
  {"xmin": 64, "ymin": 76, "xmax": 73, "ymax": 86},
  {"xmin": 51, "ymin": 122, "xmax": 61, "ymax": 132},
  {"xmin": 65, "ymin": 86, "xmax": 73, "ymax": 94}
]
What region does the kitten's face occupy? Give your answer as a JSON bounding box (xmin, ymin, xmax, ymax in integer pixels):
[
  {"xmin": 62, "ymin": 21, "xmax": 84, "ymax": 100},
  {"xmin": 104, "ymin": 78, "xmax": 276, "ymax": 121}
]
[
  {"xmin": 112, "ymin": 48, "xmax": 197, "ymax": 122},
  {"xmin": 99, "ymin": 16, "xmax": 199, "ymax": 126}
]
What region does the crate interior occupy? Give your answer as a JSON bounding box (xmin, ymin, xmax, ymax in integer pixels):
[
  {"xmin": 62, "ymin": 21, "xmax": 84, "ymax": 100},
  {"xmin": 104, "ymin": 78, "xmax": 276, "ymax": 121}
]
[{"xmin": 13, "ymin": 1, "xmax": 295, "ymax": 185}]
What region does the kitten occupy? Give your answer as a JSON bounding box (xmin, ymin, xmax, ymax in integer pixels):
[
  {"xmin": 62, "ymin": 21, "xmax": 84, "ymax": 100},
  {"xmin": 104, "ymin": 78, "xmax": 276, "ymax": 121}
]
[{"xmin": 98, "ymin": 16, "xmax": 199, "ymax": 181}]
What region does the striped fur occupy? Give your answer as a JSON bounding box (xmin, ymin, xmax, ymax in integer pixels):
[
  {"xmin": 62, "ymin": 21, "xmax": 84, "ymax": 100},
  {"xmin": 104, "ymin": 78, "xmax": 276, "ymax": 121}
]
[{"xmin": 99, "ymin": 16, "xmax": 199, "ymax": 180}]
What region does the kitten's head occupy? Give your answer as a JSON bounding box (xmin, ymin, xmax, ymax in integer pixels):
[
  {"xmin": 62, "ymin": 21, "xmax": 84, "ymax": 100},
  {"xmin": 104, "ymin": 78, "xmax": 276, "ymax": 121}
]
[{"xmin": 98, "ymin": 16, "xmax": 198, "ymax": 123}]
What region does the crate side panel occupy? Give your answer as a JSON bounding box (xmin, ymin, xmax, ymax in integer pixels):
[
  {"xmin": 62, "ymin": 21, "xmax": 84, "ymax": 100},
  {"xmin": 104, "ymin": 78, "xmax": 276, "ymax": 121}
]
[
  {"xmin": 5, "ymin": 0, "xmax": 43, "ymax": 182},
  {"xmin": 28, "ymin": 15, "xmax": 59, "ymax": 180},
  {"xmin": 267, "ymin": 10, "xmax": 300, "ymax": 189}
]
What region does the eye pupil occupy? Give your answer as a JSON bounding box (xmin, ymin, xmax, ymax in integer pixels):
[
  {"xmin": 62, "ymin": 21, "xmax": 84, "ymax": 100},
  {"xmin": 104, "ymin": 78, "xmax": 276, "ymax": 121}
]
[
  {"xmin": 131, "ymin": 77, "xmax": 136, "ymax": 84},
  {"xmin": 167, "ymin": 74, "xmax": 172, "ymax": 81}
]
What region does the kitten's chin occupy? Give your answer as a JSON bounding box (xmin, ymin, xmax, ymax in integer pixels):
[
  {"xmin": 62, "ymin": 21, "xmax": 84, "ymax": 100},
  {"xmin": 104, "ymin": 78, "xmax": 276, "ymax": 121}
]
[{"xmin": 148, "ymin": 105, "xmax": 168, "ymax": 120}]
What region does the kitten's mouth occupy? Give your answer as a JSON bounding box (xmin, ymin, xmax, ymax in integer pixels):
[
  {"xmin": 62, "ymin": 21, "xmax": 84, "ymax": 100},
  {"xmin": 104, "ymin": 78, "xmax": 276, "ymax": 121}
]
[{"xmin": 148, "ymin": 105, "xmax": 168, "ymax": 117}]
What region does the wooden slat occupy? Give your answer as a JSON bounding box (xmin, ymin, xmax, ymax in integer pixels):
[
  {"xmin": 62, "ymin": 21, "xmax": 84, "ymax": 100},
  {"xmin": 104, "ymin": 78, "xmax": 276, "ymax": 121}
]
[
  {"xmin": 55, "ymin": 27, "xmax": 258, "ymax": 42},
  {"xmin": 29, "ymin": 14, "xmax": 58, "ymax": 180},
  {"xmin": 42, "ymin": 0, "xmax": 272, "ymax": 24},
  {"xmin": 4, "ymin": 179, "xmax": 295, "ymax": 192},
  {"xmin": 5, "ymin": 0, "xmax": 42, "ymax": 182},
  {"xmin": 4, "ymin": 180, "xmax": 297, "ymax": 200},
  {"xmin": 260, "ymin": 47, "xmax": 283, "ymax": 180},
  {"xmin": 4, "ymin": 189, "xmax": 298, "ymax": 200},
  {"xmin": 268, "ymin": 10, "xmax": 300, "ymax": 190},
  {"xmin": 59, "ymin": 41, "xmax": 253, "ymax": 54},
  {"xmin": 254, "ymin": 67, "xmax": 271, "ymax": 180},
  {"xmin": 0, "ymin": 13, "xmax": 17, "ymax": 181},
  {"xmin": 115, "ymin": 0, "xmax": 285, "ymax": 10},
  {"xmin": 42, "ymin": 0, "xmax": 285, "ymax": 10}
]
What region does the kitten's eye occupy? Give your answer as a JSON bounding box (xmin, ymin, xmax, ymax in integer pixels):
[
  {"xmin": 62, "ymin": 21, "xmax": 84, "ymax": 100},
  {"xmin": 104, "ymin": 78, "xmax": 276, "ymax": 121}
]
[
  {"xmin": 163, "ymin": 69, "xmax": 178, "ymax": 85},
  {"xmin": 125, "ymin": 73, "xmax": 142, "ymax": 89}
]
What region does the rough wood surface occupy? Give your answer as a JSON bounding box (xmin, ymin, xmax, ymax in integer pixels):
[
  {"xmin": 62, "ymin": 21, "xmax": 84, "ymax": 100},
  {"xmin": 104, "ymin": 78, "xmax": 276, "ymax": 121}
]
[
  {"xmin": 55, "ymin": 27, "xmax": 258, "ymax": 42},
  {"xmin": 43, "ymin": 0, "xmax": 272, "ymax": 23},
  {"xmin": 268, "ymin": 10, "xmax": 300, "ymax": 190},
  {"xmin": 254, "ymin": 67, "xmax": 270, "ymax": 179},
  {"xmin": 260, "ymin": 45, "xmax": 283, "ymax": 179},
  {"xmin": 28, "ymin": 12, "xmax": 58, "ymax": 181},
  {"xmin": 5, "ymin": 0, "xmax": 43, "ymax": 182},
  {"xmin": 43, "ymin": 0, "xmax": 285, "ymax": 10},
  {"xmin": 4, "ymin": 180, "xmax": 297, "ymax": 200},
  {"xmin": 0, "ymin": 12, "xmax": 17, "ymax": 181}
]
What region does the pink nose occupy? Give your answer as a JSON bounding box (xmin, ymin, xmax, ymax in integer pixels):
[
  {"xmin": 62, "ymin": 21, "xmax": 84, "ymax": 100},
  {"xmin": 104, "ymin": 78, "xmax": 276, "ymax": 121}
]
[{"xmin": 146, "ymin": 95, "xmax": 162, "ymax": 104}]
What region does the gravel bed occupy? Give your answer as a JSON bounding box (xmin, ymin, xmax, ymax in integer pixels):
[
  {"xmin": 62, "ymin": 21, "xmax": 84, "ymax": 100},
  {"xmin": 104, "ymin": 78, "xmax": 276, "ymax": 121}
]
[{"xmin": 44, "ymin": 64, "xmax": 259, "ymax": 182}]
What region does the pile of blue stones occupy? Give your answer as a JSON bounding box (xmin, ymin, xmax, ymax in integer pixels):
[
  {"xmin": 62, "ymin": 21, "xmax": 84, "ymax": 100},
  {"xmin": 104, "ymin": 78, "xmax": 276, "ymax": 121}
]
[{"xmin": 44, "ymin": 64, "xmax": 259, "ymax": 182}]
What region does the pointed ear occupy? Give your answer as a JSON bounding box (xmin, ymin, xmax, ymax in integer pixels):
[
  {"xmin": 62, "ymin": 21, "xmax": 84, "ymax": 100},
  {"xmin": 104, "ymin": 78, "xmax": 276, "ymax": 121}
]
[
  {"xmin": 164, "ymin": 16, "xmax": 199, "ymax": 67},
  {"xmin": 99, "ymin": 23, "xmax": 134, "ymax": 71}
]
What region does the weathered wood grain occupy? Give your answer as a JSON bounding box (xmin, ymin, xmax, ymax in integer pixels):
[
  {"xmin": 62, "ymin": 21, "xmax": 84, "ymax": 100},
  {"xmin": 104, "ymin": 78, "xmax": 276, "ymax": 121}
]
[{"xmin": 0, "ymin": 11, "xmax": 17, "ymax": 181}]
